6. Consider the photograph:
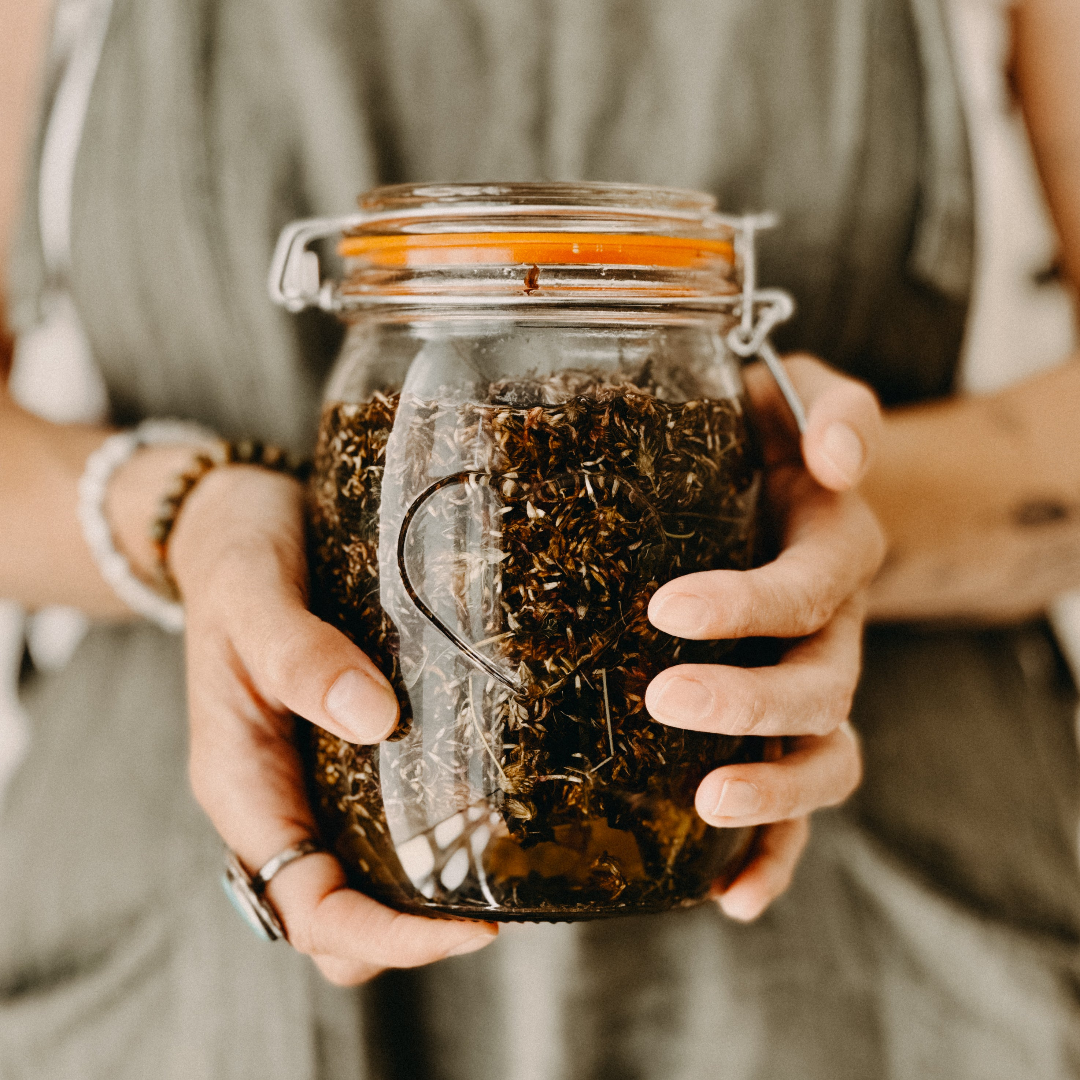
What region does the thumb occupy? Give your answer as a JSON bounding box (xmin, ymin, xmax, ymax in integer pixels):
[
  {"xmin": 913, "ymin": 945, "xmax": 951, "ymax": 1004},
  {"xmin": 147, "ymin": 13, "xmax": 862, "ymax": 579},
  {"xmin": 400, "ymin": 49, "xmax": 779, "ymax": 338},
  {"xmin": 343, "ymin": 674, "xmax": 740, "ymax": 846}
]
[
  {"xmin": 748, "ymin": 353, "xmax": 882, "ymax": 491},
  {"xmin": 747, "ymin": 354, "xmax": 881, "ymax": 490},
  {"xmin": 234, "ymin": 594, "xmax": 400, "ymax": 744},
  {"xmin": 168, "ymin": 465, "xmax": 400, "ymax": 744},
  {"xmin": 797, "ymin": 360, "xmax": 882, "ymax": 491}
]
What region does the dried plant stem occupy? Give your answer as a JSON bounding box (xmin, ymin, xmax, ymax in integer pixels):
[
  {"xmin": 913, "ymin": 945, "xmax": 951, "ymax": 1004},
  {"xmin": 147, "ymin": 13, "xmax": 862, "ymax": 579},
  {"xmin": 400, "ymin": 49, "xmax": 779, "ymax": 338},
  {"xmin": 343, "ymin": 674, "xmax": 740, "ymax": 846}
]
[
  {"xmin": 600, "ymin": 668, "xmax": 614, "ymax": 757},
  {"xmin": 305, "ymin": 373, "xmax": 765, "ymax": 916},
  {"xmin": 468, "ymin": 675, "xmax": 510, "ymax": 789}
]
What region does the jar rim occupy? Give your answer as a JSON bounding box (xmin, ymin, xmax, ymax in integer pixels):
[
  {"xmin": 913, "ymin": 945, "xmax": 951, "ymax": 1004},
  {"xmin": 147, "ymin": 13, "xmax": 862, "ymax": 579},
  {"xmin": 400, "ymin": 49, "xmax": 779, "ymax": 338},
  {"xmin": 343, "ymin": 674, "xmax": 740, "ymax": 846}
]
[
  {"xmin": 268, "ymin": 186, "xmax": 779, "ymax": 316},
  {"xmin": 347, "ymin": 182, "xmax": 734, "ymax": 241},
  {"xmin": 337, "ymin": 182, "xmax": 737, "ymax": 305},
  {"xmin": 357, "ymin": 180, "xmax": 720, "ymax": 221}
]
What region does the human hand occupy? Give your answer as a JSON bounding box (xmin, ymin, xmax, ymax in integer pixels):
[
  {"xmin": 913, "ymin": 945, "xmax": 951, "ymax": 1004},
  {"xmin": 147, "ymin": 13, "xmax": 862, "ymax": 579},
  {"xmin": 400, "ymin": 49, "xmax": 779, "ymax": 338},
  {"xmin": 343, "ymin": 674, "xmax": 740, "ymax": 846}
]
[
  {"xmin": 644, "ymin": 355, "xmax": 885, "ymax": 921},
  {"xmin": 169, "ymin": 465, "xmax": 497, "ymax": 985}
]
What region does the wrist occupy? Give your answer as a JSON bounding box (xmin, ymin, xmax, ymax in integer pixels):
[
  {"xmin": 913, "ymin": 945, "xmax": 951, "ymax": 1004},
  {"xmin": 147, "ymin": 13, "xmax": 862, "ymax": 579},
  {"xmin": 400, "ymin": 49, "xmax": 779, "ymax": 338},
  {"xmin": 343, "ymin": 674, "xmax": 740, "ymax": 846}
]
[
  {"xmin": 105, "ymin": 442, "xmax": 221, "ymax": 587},
  {"xmin": 81, "ymin": 420, "xmax": 307, "ymax": 629},
  {"xmin": 167, "ymin": 465, "xmax": 306, "ymax": 602},
  {"xmin": 78, "ymin": 420, "xmax": 219, "ymax": 630}
]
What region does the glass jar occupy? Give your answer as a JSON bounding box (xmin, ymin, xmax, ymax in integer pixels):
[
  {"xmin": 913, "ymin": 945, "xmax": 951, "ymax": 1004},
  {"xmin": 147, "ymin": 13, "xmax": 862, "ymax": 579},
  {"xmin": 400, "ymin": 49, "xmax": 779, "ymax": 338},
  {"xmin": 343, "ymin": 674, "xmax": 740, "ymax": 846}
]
[{"xmin": 271, "ymin": 182, "xmax": 783, "ymax": 921}]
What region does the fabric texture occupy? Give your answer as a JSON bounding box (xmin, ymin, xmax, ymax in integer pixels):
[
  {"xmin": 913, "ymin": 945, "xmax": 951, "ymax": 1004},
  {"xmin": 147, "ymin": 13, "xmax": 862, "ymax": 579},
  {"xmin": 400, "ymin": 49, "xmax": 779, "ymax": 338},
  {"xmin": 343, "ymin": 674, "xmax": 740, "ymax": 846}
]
[{"xmin": 2, "ymin": 1, "xmax": 1078, "ymax": 1078}]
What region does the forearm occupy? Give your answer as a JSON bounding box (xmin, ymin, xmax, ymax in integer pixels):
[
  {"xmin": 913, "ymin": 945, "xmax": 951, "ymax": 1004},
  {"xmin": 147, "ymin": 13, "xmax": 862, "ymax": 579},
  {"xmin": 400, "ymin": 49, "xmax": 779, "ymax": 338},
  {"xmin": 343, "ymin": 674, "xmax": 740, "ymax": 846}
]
[
  {"xmin": 0, "ymin": 389, "xmax": 201, "ymax": 614},
  {"xmin": 863, "ymin": 357, "xmax": 1080, "ymax": 623},
  {"xmin": 1014, "ymin": 0, "xmax": 1080, "ymax": 293}
]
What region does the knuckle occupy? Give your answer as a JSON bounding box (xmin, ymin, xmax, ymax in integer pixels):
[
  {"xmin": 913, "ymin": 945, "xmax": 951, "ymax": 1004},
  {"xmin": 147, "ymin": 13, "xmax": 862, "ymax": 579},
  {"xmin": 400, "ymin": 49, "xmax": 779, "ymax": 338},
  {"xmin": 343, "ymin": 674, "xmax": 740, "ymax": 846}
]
[
  {"xmin": 840, "ymin": 758, "xmax": 862, "ymax": 801},
  {"xmin": 785, "ymin": 576, "xmax": 839, "ymax": 637},
  {"xmin": 826, "ymin": 724, "xmax": 863, "ymax": 804},
  {"xmin": 731, "ymin": 579, "xmax": 776, "ymax": 639},
  {"xmin": 731, "ymin": 689, "xmax": 769, "ymax": 736},
  {"xmin": 286, "ymin": 890, "xmax": 340, "ymax": 959},
  {"xmin": 804, "ymin": 588, "xmax": 840, "ymax": 635},
  {"xmin": 841, "ymin": 379, "xmax": 880, "ymax": 422},
  {"xmin": 287, "ymin": 919, "xmax": 320, "ymax": 958},
  {"xmin": 725, "ymin": 590, "xmax": 759, "ymax": 640},
  {"xmin": 764, "ymin": 773, "xmax": 798, "ymax": 820},
  {"xmin": 790, "ymin": 666, "xmax": 843, "ymax": 737},
  {"xmin": 838, "ymin": 717, "xmax": 862, "ymax": 753},
  {"xmin": 379, "ymin": 914, "xmax": 437, "ymax": 969},
  {"xmin": 817, "ymin": 675, "xmax": 856, "ymax": 736},
  {"xmin": 258, "ymin": 621, "xmax": 307, "ymax": 692},
  {"xmin": 804, "ymin": 702, "xmax": 837, "ymax": 738},
  {"xmin": 851, "ymin": 502, "xmax": 888, "ymax": 580}
]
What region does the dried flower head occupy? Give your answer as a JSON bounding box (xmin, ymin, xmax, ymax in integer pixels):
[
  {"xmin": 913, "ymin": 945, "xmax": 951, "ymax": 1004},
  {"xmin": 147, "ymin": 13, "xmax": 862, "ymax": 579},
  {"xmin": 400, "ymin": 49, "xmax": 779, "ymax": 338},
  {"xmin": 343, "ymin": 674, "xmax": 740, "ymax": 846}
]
[{"xmin": 304, "ymin": 371, "xmax": 765, "ymax": 919}]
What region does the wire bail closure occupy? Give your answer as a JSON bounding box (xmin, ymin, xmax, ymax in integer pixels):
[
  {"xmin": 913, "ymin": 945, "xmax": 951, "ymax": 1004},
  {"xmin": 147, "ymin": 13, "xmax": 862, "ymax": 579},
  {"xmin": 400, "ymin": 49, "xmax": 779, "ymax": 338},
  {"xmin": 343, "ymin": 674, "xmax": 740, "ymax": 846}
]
[
  {"xmin": 712, "ymin": 213, "xmax": 805, "ymax": 433},
  {"xmin": 268, "ymin": 210, "xmax": 804, "ymax": 429}
]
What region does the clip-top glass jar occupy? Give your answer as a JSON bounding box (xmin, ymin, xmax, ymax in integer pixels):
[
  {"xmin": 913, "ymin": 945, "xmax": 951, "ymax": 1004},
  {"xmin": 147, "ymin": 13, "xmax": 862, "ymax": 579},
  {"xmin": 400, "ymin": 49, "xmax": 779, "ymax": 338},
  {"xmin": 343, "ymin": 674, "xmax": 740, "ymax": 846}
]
[{"xmin": 271, "ymin": 182, "xmax": 786, "ymax": 921}]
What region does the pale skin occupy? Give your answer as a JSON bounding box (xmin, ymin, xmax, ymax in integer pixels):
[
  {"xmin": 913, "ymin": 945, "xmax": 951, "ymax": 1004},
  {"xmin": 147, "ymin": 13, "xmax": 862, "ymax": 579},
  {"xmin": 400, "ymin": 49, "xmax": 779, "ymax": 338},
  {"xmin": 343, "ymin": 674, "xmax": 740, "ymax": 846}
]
[
  {"xmin": 862, "ymin": 0, "xmax": 1080, "ymax": 623},
  {"xmin": 0, "ymin": 355, "xmax": 883, "ymax": 984},
  {"xmin": 0, "ymin": 0, "xmax": 1077, "ymax": 987}
]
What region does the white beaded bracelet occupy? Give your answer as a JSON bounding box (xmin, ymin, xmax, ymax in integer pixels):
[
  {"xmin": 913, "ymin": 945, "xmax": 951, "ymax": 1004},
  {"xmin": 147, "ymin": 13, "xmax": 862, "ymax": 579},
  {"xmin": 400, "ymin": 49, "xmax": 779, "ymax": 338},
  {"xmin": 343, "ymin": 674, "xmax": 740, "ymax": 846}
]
[{"xmin": 77, "ymin": 418, "xmax": 219, "ymax": 633}]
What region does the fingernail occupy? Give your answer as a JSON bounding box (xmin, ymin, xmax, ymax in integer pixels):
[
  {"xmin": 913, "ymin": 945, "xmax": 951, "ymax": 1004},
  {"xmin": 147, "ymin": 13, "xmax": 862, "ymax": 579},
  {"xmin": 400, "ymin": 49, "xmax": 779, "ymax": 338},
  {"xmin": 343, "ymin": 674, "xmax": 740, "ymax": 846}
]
[
  {"xmin": 445, "ymin": 934, "xmax": 496, "ymax": 958},
  {"xmin": 650, "ymin": 593, "xmax": 711, "ymax": 636},
  {"xmin": 712, "ymin": 779, "xmax": 762, "ymax": 818},
  {"xmin": 650, "ymin": 675, "xmax": 714, "ymax": 723},
  {"xmin": 325, "ymin": 670, "xmax": 398, "ymax": 742},
  {"xmin": 820, "ymin": 422, "xmax": 865, "ymax": 486}
]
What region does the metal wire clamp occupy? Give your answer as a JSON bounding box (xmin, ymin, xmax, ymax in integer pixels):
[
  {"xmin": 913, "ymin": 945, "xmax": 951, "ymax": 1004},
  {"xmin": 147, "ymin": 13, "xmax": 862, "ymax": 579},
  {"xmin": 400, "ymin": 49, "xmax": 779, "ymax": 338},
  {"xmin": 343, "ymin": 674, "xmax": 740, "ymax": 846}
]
[
  {"xmin": 712, "ymin": 213, "xmax": 805, "ymax": 433},
  {"xmin": 269, "ymin": 210, "xmax": 805, "ymax": 431}
]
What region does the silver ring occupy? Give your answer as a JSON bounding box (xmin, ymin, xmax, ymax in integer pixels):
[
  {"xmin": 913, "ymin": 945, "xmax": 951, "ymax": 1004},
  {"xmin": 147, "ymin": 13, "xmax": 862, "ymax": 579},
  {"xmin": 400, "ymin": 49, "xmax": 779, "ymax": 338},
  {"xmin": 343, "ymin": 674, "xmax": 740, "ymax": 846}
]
[{"xmin": 221, "ymin": 839, "xmax": 324, "ymax": 943}]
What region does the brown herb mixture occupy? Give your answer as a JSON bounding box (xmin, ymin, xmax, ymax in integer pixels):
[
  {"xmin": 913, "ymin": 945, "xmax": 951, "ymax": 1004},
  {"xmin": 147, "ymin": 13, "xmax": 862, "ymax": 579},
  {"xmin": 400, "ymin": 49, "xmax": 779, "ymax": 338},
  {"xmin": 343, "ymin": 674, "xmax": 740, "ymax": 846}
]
[{"xmin": 306, "ymin": 373, "xmax": 764, "ymax": 917}]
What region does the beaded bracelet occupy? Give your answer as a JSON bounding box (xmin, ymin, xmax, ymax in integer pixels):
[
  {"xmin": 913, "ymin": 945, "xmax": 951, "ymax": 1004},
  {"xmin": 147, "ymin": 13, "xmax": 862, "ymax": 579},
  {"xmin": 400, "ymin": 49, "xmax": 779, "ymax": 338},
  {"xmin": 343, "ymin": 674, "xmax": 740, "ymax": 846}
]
[
  {"xmin": 77, "ymin": 419, "xmax": 218, "ymax": 632},
  {"xmin": 150, "ymin": 439, "xmax": 304, "ymax": 599},
  {"xmin": 78, "ymin": 421, "xmax": 305, "ymax": 633}
]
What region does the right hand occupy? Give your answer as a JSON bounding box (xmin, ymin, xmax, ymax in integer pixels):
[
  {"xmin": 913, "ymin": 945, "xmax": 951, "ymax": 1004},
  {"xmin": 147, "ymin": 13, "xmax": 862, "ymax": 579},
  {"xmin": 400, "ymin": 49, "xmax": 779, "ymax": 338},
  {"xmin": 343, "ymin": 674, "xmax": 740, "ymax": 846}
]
[
  {"xmin": 646, "ymin": 355, "xmax": 884, "ymax": 920},
  {"xmin": 168, "ymin": 462, "xmax": 497, "ymax": 985}
]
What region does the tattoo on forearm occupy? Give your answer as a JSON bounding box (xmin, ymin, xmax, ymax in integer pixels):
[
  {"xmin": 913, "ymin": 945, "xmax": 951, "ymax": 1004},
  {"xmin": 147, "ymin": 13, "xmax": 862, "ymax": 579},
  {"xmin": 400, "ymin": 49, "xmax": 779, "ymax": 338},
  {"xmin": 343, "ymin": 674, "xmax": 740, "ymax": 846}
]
[{"xmin": 1012, "ymin": 499, "xmax": 1075, "ymax": 528}]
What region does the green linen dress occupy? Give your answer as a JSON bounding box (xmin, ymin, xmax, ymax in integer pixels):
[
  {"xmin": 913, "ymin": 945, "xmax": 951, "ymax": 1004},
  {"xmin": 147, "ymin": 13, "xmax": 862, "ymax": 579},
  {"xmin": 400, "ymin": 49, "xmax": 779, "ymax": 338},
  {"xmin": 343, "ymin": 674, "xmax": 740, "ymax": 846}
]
[{"xmin": 3, "ymin": 1, "xmax": 1079, "ymax": 1077}]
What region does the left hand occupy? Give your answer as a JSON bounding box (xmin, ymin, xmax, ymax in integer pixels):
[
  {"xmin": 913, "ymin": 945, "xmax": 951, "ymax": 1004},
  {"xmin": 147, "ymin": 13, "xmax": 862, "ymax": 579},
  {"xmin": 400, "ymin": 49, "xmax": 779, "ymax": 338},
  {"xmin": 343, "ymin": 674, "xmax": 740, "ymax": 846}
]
[
  {"xmin": 645, "ymin": 354, "xmax": 885, "ymax": 921},
  {"xmin": 170, "ymin": 465, "xmax": 498, "ymax": 986}
]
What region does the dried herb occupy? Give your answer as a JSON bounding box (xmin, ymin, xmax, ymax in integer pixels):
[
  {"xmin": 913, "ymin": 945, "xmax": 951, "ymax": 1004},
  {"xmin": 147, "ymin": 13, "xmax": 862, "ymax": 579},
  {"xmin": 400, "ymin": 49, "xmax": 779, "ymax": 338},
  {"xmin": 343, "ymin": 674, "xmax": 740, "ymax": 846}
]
[{"xmin": 305, "ymin": 374, "xmax": 765, "ymax": 920}]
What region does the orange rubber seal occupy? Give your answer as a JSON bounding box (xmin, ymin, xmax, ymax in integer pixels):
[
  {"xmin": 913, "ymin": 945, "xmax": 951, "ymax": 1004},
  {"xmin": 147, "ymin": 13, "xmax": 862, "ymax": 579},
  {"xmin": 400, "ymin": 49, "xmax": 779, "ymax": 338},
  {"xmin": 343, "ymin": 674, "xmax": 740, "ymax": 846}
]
[{"xmin": 338, "ymin": 232, "xmax": 734, "ymax": 269}]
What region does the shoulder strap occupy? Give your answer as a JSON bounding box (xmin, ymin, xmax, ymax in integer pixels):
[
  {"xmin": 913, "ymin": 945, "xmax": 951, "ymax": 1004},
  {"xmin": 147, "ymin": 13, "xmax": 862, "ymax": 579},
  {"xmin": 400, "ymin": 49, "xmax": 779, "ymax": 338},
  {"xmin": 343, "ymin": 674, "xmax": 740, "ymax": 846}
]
[{"xmin": 907, "ymin": 0, "xmax": 975, "ymax": 301}]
